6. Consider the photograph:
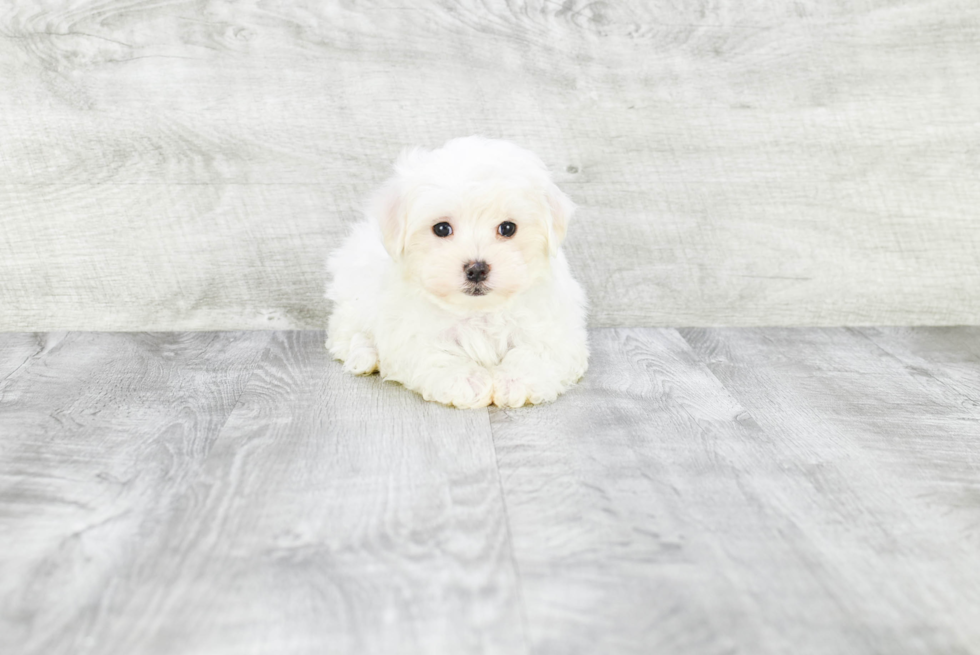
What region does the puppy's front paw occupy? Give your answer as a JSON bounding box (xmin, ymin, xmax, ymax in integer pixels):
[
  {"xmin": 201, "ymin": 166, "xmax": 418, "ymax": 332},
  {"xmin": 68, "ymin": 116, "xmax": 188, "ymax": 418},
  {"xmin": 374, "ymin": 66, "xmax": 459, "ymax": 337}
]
[
  {"xmin": 340, "ymin": 333, "xmax": 379, "ymax": 375},
  {"xmin": 344, "ymin": 346, "xmax": 379, "ymax": 375},
  {"xmin": 421, "ymin": 365, "xmax": 493, "ymax": 409},
  {"xmin": 492, "ymin": 368, "xmax": 562, "ymax": 408}
]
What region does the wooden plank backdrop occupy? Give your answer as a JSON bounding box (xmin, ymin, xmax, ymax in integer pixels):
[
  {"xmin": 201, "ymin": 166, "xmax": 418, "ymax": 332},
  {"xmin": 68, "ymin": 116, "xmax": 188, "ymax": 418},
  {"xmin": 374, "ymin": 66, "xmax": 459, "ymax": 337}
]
[{"xmin": 1, "ymin": 0, "xmax": 979, "ymax": 330}]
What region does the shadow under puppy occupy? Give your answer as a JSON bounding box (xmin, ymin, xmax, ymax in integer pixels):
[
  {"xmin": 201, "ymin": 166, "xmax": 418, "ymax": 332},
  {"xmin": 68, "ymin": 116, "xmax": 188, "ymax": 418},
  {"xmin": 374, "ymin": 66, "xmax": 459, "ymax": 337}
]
[{"xmin": 326, "ymin": 136, "xmax": 588, "ymax": 408}]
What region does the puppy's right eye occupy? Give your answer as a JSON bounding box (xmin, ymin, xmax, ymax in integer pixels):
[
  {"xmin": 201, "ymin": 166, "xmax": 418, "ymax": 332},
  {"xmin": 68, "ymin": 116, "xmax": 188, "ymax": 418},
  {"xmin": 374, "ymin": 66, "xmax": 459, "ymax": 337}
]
[{"xmin": 432, "ymin": 222, "xmax": 453, "ymax": 238}]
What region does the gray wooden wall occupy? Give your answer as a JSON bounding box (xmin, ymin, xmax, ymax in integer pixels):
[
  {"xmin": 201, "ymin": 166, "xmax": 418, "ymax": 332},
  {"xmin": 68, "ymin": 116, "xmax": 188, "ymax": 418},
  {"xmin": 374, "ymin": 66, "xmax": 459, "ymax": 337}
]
[{"xmin": 1, "ymin": 0, "xmax": 978, "ymax": 331}]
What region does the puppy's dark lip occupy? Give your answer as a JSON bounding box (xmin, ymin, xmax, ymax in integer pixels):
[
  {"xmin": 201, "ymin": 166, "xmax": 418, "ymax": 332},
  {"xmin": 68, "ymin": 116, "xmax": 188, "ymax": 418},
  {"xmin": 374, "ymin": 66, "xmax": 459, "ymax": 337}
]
[{"xmin": 463, "ymin": 285, "xmax": 490, "ymax": 297}]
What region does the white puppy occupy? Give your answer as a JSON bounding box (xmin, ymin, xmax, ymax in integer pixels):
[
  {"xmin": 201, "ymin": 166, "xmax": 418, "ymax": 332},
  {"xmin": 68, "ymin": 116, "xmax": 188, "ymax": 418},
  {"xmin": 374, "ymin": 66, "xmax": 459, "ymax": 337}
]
[{"xmin": 325, "ymin": 136, "xmax": 588, "ymax": 408}]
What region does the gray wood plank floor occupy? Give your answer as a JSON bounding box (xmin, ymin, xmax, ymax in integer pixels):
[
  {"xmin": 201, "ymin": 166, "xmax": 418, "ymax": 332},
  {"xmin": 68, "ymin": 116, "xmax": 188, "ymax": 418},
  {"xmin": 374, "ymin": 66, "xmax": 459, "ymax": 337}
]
[{"xmin": 2, "ymin": 328, "xmax": 979, "ymax": 654}]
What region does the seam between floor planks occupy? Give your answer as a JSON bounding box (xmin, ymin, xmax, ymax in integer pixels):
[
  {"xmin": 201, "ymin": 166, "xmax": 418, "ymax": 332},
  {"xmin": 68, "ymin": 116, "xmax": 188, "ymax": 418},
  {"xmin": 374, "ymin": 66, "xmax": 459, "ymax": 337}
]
[{"xmin": 483, "ymin": 402, "xmax": 534, "ymax": 655}]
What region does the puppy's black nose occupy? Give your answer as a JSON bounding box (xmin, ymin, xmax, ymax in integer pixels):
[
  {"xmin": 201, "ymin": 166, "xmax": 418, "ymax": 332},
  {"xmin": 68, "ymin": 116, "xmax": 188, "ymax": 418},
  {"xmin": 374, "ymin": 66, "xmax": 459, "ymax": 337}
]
[{"xmin": 464, "ymin": 260, "xmax": 490, "ymax": 283}]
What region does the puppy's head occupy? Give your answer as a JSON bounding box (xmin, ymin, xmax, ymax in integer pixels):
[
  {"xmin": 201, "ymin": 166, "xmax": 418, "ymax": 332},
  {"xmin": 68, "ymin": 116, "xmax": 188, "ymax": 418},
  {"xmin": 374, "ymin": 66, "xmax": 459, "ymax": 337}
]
[{"xmin": 370, "ymin": 136, "xmax": 573, "ymax": 310}]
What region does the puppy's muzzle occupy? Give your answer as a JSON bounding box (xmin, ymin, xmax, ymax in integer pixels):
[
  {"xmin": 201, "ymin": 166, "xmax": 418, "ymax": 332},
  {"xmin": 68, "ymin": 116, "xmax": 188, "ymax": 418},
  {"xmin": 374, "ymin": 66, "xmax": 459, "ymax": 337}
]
[
  {"xmin": 463, "ymin": 260, "xmax": 491, "ymax": 296},
  {"xmin": 464, "ymin": 260, "xmax": 490, "ymax": 283}
]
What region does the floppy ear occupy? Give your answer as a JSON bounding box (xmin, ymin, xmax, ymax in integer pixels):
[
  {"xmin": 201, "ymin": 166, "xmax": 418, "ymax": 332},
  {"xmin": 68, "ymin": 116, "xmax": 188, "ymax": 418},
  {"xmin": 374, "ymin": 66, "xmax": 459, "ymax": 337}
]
[
  {"xmin": 371, "ymin": 148, "xmax": 428, "ymax": 259},
  {"xmin": 545, "ymin": 182, "xmax": 575, "ymax": 257},
  {"xmin": 369, "ymin": 176, "xmax": 408, "ymax": 260}
]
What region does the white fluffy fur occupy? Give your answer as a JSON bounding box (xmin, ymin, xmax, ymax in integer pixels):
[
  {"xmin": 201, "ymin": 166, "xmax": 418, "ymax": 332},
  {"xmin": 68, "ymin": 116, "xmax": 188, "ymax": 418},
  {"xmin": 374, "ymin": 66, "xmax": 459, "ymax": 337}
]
[{"xmin": 325, "ymin": 136, "xmax": 588, "ymax": 408}]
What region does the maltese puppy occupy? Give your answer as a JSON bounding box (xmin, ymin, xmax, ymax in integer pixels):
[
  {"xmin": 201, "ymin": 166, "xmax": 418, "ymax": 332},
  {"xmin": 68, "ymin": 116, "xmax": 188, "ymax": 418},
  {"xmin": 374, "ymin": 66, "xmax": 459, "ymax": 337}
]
[{"xmin": 325, "ymin": 136, "xmax": 588, "ymax": 408}]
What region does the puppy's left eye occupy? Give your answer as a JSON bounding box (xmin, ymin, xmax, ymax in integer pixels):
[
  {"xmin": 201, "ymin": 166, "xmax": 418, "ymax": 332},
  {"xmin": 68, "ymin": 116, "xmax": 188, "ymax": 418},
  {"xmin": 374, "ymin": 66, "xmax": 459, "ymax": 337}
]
[{"xmin": 497, "ymin": 221, "xmax": 517, "ymax": 238}]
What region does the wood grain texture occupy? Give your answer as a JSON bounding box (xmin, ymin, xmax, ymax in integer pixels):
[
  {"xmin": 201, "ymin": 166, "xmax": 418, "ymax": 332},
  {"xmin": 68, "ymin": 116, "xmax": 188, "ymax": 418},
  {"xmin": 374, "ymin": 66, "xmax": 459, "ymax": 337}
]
[
  {"xmin": 0, "ymin": 332, "xmax": 47, "ymax": 393},
  {"xmin": 857, "ymin": 326, "xmax": 980, "ymax": 403},
  {"xmin": 679, "ymin": 326, "xmax": 980, "ymax": 654},
  {"xmin": 0, "ymin": 330, "xmax": 525, "ymax": 655},
  {"xmin": 0, "ymin": 331, "xmax": 275, "ymax": 655},
  {"xmin": 493, "ymin": 327, "xmax": 980, "ymax": 654},
  {"xmin": 2, "ymin": 1, "xmax": 979, "ymax": 330},
  {"xmin": 2, "ymin": 328, "xmax": 979, "ymax": 653}
]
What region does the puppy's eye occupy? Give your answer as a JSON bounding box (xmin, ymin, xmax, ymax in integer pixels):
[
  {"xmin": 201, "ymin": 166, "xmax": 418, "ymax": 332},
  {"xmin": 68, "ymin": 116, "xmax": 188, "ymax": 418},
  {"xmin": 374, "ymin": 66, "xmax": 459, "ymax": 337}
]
[
  {"xmin": 497, "ymin": 221, "xmax": 517, "ymax": 238},
  {"xmin": 432, "ymin": 222, "xmax": 453, "ymax": 238}
]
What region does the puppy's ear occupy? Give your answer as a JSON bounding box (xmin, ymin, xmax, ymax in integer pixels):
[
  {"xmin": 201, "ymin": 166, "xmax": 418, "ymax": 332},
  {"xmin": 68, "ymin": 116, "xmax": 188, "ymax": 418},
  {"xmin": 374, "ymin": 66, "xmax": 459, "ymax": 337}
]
[
  {"xmin": 371, "ymin": 148, "xmax": 427, "ymax": 259},
  {"xmin": 370, "ymin": 177, "xmax": 408, "ymax": 259},
  {"xmin": 545, "ymin": 182, "xmax": 575, "ymax": 257}
]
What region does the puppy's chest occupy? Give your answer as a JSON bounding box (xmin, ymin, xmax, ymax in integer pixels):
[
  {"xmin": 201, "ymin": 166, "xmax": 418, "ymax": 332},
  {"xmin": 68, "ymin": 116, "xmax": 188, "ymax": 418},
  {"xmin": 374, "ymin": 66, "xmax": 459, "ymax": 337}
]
[{"xmin": 440, "ymin": 315, "xmax": 516, "ymax": 367}]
